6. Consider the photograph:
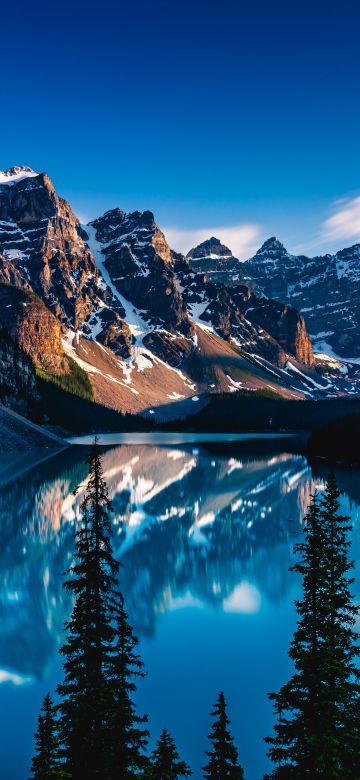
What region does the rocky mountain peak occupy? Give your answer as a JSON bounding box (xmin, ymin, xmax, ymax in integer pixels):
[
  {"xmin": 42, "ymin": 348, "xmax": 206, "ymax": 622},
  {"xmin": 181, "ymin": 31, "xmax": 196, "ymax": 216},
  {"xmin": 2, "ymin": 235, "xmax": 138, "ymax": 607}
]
[
  {"xmin": 186, "ymin": 236, "xmax": 245, "ymax": 287},
  {"xmin": 336, "ymin": 242, "xmax": 360, "ymax": 262},
  {"xmin": 87, "ymin": 206, "xmax": 190, "ymax": 338},
  {"xmin": 0, "ymin": 166, "xmax": 39, "ymax": 185},
  {"xmin": 91, "ymin": 207, "xmax": 156, "ymax": 232},
  {"xmin": 255, "ymin": 236, "xmax": 288, "ymax": 256},
  {"xmin": 0, "ymin": 167, "xmax": 109, "ymax": 333},
  {"xmin": 187, "ymin": 236, "xmax": 233, "ymax": 261},
  {"xmin": 90, "ymin": 207, "xmax": 168, "ymax": 258}
]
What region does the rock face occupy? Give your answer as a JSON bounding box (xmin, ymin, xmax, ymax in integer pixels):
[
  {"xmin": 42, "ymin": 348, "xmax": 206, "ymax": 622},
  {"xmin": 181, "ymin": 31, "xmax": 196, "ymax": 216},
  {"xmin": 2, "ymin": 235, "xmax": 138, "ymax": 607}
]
[
  {"xmin": 88, "ymin": 209, "xmax": 190, "ymax": 333},
  {"xmin": 84, "ymin": 208, "xmax": 192, "ymax": 365},
  {"xmin": 187, "ymin": 237, "xmax": 246, "ymax": 285},
  {"xmin": 0, "ymin": 167, "xmax": 131, "ymax": 356},
  {"xmin": 0, "ymin": 168, "xmax": 98, "ymax": 325},
  {"xmin": 179, "ymin": 241, "xmax": 314, "ymax": 367},
  {"xmin": 244, "ymin": 237, "xmax": 360, "ymax": 359},
  {"xmin": 233, "ymin": 288, "xmax": 314, "ymax": 367},
  {"xmin": 0, "ymin": 324, "xmax": 38, "ymax": 415},
  {"xmin": 0, "ymin": 284, "xmax": 68, "ymax": 374}
]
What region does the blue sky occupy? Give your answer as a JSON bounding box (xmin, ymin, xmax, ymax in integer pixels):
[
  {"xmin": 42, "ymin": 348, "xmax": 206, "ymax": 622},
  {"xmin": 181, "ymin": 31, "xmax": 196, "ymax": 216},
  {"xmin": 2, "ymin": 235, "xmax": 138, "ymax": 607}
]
[{"xmin": 1, "ymin": 0, "xmax": 360, "ymax": 258}]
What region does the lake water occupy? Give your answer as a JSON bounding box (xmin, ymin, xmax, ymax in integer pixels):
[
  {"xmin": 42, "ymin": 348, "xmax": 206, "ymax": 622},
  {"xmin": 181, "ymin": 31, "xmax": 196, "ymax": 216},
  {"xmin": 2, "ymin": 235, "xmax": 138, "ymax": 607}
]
[{"xmin": 1, "ymin": 437, "xmax": 360, "ymax": 780}]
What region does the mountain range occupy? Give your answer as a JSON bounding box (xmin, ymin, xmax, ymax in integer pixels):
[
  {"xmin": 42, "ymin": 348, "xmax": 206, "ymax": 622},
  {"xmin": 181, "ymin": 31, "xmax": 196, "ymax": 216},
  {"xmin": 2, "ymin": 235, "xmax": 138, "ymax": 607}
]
[{"xmin": 0, "ymin": 165, "xmax": 359, "ymax": 423}]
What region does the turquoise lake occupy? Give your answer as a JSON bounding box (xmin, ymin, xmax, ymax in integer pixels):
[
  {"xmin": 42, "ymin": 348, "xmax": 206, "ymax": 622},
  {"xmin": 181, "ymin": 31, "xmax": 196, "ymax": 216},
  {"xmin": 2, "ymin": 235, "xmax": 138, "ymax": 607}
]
[{"xmin": 0, "ymin": 438, "xmax": 359, "ymax": 779}]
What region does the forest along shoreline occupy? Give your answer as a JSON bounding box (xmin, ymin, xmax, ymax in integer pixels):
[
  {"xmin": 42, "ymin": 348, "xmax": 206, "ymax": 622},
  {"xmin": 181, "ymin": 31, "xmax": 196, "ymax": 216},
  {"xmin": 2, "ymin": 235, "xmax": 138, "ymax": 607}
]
[{"xmin": 2, "ymin": 385, "xmax": 360, "ymax": 467}]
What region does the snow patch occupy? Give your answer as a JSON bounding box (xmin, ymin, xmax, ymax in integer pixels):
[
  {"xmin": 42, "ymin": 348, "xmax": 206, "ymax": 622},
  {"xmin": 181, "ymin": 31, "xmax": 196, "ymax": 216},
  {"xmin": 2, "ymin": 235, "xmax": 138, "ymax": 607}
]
[
  {"xmin": 84, "ymin": 223, "xmax": 149, "ymax": 348},
  {"xmin": 0, "ymin": 167, "xmax": 39, "ymax": 185},
  {"xmin": 285, "ymin": 361, "xmax": 331, "ymax": 390},
  {"xmin": 313, "ymin": 340, "xmax": 360, "ymax": 366}
]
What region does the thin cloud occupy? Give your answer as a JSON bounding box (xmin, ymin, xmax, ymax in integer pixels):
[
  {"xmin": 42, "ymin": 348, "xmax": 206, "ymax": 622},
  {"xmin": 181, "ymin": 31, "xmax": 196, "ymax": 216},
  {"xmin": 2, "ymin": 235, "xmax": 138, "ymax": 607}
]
[
  {"xmin": 164, "ymin": 224, "xmax": 262, "ymax": 260},
  {"xmin": 321, "ymin": 195, "xmax": 360, "ymax": 243},
  {"xmin": 292, "ymin": 195, "xmax": 360, "ymax": 256}
]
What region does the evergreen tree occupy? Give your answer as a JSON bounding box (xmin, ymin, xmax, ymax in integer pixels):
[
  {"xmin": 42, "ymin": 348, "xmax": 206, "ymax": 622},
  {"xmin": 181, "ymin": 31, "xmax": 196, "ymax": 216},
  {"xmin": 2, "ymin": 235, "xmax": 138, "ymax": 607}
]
[
  {"xmin": 265, "ymin": 477, "xmax": 360, "ymax": 778},
  {"xmin": 57, "ymin": 440, "xmax": 148, "ymax": 779},
  {"xmin": 319, "ymin": 473, "xmax": 360, "ymax": 777},
  {"xmin": 203, "ymin": 692, "xmax": 244, "ymax": 780},
  {"xmin": 147, "ymin": 728, "xmax": 192, "ymax": 779},
  {"xmin": 264, "ymin": 494, "xmax": 326, "ymax": 777},
  {"xmin": 107, "ymin": 594, "xmax": 149, "ymax": 779},
  {"xmin": 29, "ymin": 692, "xmax": 65, "ymax": 780}
]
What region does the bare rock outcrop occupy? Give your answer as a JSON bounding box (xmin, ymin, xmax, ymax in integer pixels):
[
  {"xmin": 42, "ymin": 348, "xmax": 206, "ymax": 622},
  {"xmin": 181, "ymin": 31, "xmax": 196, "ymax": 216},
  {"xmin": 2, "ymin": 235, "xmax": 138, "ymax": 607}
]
[{"xmin": 0, "ymin": 284, "xmax": 68, "ymax": 374}]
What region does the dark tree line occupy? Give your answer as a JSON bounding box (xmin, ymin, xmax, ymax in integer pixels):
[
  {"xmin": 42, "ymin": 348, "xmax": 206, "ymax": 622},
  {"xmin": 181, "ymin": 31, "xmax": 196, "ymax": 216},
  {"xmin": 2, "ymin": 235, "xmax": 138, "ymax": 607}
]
[{"xmin": 29, "ymin": 446, "xmax": 360, "ymax": 779}]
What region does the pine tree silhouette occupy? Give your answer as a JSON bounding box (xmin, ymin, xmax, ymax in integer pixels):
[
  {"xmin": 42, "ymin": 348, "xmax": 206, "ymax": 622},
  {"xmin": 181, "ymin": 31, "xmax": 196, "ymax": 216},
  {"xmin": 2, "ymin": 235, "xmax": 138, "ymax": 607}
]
[
  {"xmin": 265, "ymin": 476, "xmax": 360, "ymax": 778},
  {"xmin": 203, "ymin": 692, "xmax": 244, "ymax": 779},
  {"xmin": 57, "ymin": 440, "xmax": 148, "ymax": 780},
  {"xmin": 29, "ymin": 692, "xmax": 65, "ymax": 780},
  {"xmin": 147, "ymin": 728, "xmax": 192, "ymax": 779},
  {"xmin": 319, "ymin": 473, "xmax": 360, "ymax": 777},
  {"xmin": 106, "ymin": 594, "xmax": 149, "ymax": 779}
]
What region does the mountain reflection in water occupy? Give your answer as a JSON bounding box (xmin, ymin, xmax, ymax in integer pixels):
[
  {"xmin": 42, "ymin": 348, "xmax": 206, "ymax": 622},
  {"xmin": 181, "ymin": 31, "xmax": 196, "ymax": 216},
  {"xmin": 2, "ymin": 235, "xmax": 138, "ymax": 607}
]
[{"xmin": 0, "ymin": 441, "xmax": 359, "ymax": 780}]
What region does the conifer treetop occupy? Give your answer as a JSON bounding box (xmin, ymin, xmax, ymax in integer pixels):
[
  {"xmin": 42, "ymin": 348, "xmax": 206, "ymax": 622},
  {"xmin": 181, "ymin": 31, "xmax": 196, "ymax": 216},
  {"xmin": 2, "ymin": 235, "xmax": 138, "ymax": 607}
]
[
  {"xmin": 147, "ymin": 727, "xmax": 192, "ymax": 779},
  {"xmin": 203, "ymin": 692, "xmax": 245, "ymax": 780},
  {"xmin": 29, "ymin": 692, "xmax": 66, "ymax": 780}
]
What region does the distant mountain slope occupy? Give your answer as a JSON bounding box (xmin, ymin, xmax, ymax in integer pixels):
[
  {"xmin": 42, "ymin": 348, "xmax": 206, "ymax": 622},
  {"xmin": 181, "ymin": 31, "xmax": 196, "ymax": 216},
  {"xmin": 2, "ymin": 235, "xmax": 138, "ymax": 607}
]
[
  {"xmin": 244, "ymin": 237, "xmax": 360, "ymax": 360},
  {"xmin": 0, "ymin": 284, "xmax": 68, "ymax": 374},
  {"xmin": 177, "ymin": 250, "xmax": 314, "ymax": 368}
]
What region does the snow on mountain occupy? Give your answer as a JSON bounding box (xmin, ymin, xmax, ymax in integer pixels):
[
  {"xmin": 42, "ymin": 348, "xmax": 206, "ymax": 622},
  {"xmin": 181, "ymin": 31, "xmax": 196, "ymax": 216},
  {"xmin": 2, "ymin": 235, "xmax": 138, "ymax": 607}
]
[
  {"xmin": 1, "ymin": 166, "xmax": 359, "ymax": 415},
  {"xmin": 244, "ymin": 237, "xmax": 360, "ymax": 361},
  {"xmin": 180, "ymin": 238, "xmax": 314, "ymax": 368},
  {"xmin": 0, "ymin": 169, "xmax": 132, "ymax": 356},
  {"xmin": 81, "ymin": 209, "xmax": 196, "ymax": 383},
  {"xmin": 0, "ymin": 166, "xmax": 39, "ymax": 185},
  {"xmin": 87, "ymin": 208, "xmax": 190, "ymax": 334}
]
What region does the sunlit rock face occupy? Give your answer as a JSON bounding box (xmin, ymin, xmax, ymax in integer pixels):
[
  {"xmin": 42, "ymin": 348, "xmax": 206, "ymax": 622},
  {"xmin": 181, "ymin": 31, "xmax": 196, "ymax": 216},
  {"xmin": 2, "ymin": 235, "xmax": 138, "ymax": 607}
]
[
  {"xmin": 0, "ymin": 167, "xmax": 131, "ymax": 356},
  {"xmin": 244, "ymin": 237, "xmax": 360, "ymax": 359},
  {"xmin": 1, "ymin": 441, "xmax": 347, "ymax": 679},
  {"xmin": 0, "ymin": 168, "xmax": 99, "ymax": 327},
  {"xmin": 232, "ymin": 289, "xmax": 314, "ymax": 367},
  {"xmin": 177, "ymin": 261, "xmax": 314, "ymax": 367},
  {"xmin": 0, "ymin": 284, "xmax": 68, "ymax": 375}
]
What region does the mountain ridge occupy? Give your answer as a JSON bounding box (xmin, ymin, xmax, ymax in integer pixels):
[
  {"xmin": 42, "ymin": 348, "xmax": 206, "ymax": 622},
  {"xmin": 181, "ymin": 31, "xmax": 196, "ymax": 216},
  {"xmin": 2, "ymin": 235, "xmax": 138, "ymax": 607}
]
[
  {"xmin": 244, "ymin": 236, "xmax": 360, "ymax": 360},
  {"xmin": 0, "ymin": 166, "xmax": 358, "ymax": 421}
]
